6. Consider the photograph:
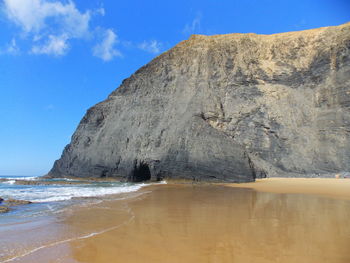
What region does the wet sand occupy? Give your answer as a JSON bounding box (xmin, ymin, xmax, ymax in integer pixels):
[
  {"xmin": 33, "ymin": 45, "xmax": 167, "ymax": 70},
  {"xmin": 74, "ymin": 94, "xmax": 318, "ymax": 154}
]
[{"xmin": 9, "ymin": 181, "xmax": 350, "ymax": 263}]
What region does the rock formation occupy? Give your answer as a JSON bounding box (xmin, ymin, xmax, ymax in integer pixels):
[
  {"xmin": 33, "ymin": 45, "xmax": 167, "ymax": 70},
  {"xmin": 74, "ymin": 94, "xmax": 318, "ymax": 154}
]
[
  {"xmin": 0, "ymin": 198, "xmax": 32, "ymax": 213},
  {"xmin": 4, "ymin": 199, "xmax": 32, "ymax": 206},
  {"xmin": 0, "ymin": 206, "xmax": 10, "ymax": 213},
  {"xmin": 48, "ymin": 22, "xmax": 350, "ymax": 182}
]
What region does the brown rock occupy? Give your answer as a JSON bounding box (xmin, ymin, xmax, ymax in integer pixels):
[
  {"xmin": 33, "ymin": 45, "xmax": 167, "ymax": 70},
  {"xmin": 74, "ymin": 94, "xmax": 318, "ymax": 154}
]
[
  {"xmin": 5, "ymin": 199, "xmax": 32, "ymax": 206},
  {"xmin": 14, "ymin": 179, "xmax": 93, "ymax": 186},
  {"xmin": 0, "ymin": 206, "xmax": 10, "ymax": 213}
]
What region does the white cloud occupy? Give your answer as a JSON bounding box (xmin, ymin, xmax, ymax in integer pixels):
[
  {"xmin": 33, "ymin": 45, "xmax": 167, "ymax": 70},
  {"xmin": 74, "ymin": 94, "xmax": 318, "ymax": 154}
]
[
  {"xmin": 1, "ymin": 1, "xmax": 144, "ymax": 60},
  {"xmin": 7, "ymin": 38, "xmax": 20, "ymax": 54},
  {"xmin": 138, "ymin": 40, "xmax": 162, "ymax": 54},
  {"xmin": 31, "ymin": 34, "xmax": 69, "ymax": 56},
  {"xmin": 183, "ymin": 12, "xmax": 202, "ymax": 34},
  {"xmin": 4, "ymin": 0, "xmax": 46, "ymax": 32},
  {"xmin": 0, "ymin": 38, "xmax": 20, "ymax": 55},
  {"xmin": 3, "ymin": 0, "xmax": 90, "ymax": 36},
  {"xmin": 93, "ymin": 29, "xmax": 121, "ymax": 61},
  {"xmin": 95, "ymin": 7, "xmax": 105, "ymax": 16},
  {"xmin": 2, "ymin": 0, "xmax": 92, "ymax": 56}
]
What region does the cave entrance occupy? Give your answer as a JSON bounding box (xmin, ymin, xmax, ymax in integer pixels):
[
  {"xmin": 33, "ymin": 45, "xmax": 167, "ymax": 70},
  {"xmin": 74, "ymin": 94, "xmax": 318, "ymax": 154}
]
[{"xmin": 133, "ymin": 162, "xmax": 151, "ymax": 182}]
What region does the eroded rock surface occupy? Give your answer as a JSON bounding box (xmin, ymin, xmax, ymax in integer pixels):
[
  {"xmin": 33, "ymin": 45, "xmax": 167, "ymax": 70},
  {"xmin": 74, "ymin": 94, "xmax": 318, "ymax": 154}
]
[
  {"xmin": 4, "ymin": 199, "xmax": 32, "ymax": 206},
  {"xmin": 0, "ymin": 198, "xmax": 32, "ymax": 213},
  {"xmin": 48, "ymin": 23, "xmax": 350, "ymax": 182},
  {"xmin": 0, "ymin": 206, "xmax": 10, "ymax": 213}
]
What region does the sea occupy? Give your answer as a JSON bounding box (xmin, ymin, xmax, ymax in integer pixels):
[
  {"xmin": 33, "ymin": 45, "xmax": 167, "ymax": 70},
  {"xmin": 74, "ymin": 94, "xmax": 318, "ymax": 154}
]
[
  {"xmin": 1, "ymin": 176, "xmax": 350, "ymax": 262},
  {"xmin": 0, "ymin": 175, "xmax": 148, "ymax": 219},
  {"xmin": 0, "ymin": 175, "xmax": 153, "ymax": 262}
]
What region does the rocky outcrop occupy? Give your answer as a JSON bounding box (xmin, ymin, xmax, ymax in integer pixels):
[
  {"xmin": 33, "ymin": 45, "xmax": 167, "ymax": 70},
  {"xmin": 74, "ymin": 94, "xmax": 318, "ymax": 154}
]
[
  {"xmin": 4, "ymin": 199, "xmax": 32, "ymax": 206},
  {"xmin": 48, "ymin": 23, "xmax": 350, "ymax": 182},
  {"xmin": 0, "ymin": 206, "xmax": 10, "ymax": 213},
  {"xmin": 0, "ymin": 198, "xmax": 32, "ymax": 213}
]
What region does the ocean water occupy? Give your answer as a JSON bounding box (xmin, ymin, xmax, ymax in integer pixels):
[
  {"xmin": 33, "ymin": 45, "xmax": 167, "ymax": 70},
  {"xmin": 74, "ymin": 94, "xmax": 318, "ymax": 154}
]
[
  {"xmin": 0, "ymin": 175, "xmax": 146, "ymax": 200},
  {"xmin": 0, "ymin": 175, "xmax": 146, "ymax": 202},
  {"xmin": 0, "ymin": 175, "xmax": 153, "ymax": 262},
  {"xmin": 0, "ymin": 175, "xmax": 147, "ymax": 220}
]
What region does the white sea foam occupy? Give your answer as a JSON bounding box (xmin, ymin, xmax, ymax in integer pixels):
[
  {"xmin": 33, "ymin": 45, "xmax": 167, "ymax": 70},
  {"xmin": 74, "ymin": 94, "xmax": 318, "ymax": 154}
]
[
  {"xmin": 3, "ymin": 180, "xmax": 15, "ymax": 185},
  {"xmin": 0, "ymin": 183, "xmax": 147, "ymax": 202},
  {"xmin": 0, "ymin": 176, "xmax": 39, "ymax": 181}
]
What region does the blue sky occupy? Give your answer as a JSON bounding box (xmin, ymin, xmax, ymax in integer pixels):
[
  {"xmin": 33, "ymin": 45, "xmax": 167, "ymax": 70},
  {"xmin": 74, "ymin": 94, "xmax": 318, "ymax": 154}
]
[{"xmin": 0, "ymin": 0, "xmax": 349, "ymax": 175}]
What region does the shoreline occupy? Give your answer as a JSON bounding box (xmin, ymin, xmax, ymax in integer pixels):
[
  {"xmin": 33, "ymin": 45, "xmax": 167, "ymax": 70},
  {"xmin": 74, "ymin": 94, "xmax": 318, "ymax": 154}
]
[
  {"xmin": 2, "ymin": 179, "xmax": 350, "ymax": 263},
  {"xmin": 22, "ymin": 183, "xmax": 350, "ymax": 262}
]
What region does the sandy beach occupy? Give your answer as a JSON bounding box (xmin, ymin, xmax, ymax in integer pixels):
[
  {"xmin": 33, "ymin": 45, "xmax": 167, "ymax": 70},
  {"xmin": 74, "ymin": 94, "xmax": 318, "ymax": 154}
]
[
  {"xmin": 227, "ymin": 178, "xmax": 350, "ymax": 200},
  {"xmin": 6, "ymin": 179, "xmax": 350, "ymax": 263}
]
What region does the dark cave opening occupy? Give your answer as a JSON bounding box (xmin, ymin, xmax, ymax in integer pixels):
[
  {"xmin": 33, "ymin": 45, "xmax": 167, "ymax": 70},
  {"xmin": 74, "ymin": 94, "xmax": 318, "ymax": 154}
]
[{"xmin": 133, "ymin": 162, "xmax": 151, "ymax": 182}]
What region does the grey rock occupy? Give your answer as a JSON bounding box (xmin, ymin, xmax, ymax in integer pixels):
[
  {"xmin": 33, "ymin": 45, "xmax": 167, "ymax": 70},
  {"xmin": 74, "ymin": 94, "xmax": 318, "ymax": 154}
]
[{"xmin": 47, "ymin": 22, "xmax": 350, "ymax": 182}]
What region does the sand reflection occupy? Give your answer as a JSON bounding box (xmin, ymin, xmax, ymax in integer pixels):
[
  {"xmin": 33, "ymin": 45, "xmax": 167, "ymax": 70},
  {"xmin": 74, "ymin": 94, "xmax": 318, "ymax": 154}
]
[{"xmin": 66, "ymin": 185, "xmax": 350, "ymax": 263}]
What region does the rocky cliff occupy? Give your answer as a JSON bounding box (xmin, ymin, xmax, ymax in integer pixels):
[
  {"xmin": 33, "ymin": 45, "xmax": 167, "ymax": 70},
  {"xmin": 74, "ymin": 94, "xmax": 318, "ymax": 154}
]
[{"xmin": 48, "ymin": 23, "xmax": 350, "ymax": 182}]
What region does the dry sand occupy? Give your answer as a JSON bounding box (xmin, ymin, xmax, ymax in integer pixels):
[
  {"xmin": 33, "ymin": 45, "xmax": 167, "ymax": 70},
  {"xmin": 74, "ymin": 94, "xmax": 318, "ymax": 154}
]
[
  {"xmin": 227, "ymin": 177, "xmax": 350, "ymax": 200},
  {"xmin": 11, "ymin": 180, "xmax": 350, "ymax": 263}
]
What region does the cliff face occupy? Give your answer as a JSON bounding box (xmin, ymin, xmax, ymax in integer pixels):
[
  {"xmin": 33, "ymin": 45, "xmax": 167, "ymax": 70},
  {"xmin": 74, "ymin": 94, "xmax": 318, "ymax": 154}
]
[{"xmin": 48, "ymin": 23, "xmax": 350, "ymax": 182}]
